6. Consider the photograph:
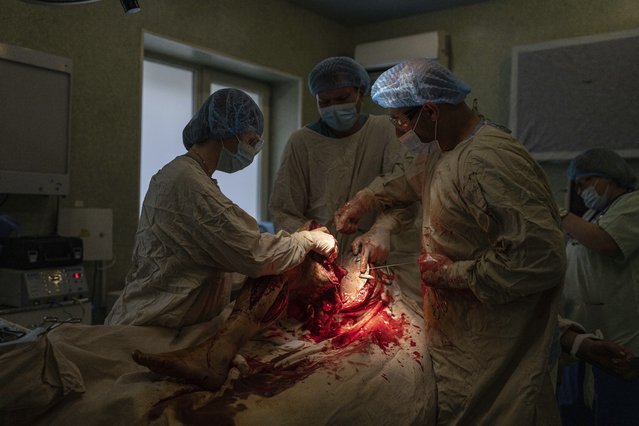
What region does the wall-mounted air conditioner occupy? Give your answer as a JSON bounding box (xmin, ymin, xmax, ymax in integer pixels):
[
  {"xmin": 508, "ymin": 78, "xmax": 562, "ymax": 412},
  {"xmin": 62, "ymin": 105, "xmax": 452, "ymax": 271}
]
[{"xmin": 354, "ymin": 31, "xmax": 449, "ymax": 72}]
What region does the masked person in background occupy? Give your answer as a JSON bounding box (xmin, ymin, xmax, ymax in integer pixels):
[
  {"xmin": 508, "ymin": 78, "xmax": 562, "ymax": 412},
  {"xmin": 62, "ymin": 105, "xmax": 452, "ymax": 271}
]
[
  {"xmin": 334, "ymin": 58, "xmax": 567, "ymax": 425},
  {"xmin": 558, "ymin": 148, "xmax": 639, "ymax": 425},
  {"xmin": 269, "ymin": 56, "xmax": 422, "ymax": 302},
  {"xmin": 106, "ymin": 88, "xmax": 337, "ymax": 329}
]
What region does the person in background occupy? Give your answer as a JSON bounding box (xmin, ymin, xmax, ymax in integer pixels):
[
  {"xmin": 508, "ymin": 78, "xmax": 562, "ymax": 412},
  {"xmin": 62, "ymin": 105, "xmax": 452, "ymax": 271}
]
[
  {"xmin": 334, "ymin": 58, "xmax": 567, "ymax": 424},
  {"xmin": 558, "ymin": 148, "xmax": 639, "ymax": 425},
  {"xmin": 105, "ymin": 88, "xmax": 337, "ymax": 329},
  {"xmin": 268, "ymin": 56, "xmax": 422, "ymax": 302}
]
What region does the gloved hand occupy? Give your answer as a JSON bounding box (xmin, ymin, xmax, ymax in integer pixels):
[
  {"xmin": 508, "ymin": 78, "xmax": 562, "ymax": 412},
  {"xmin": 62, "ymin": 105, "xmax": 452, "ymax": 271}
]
[
  {"xmin": 418, "ymin": 248, "xmax": 453, "ymax": 288},
  {"xmin": 293, "ymin": 229, "xmax": 338, "ymax": 261},
  {"xmin": 335, "ymin": 189, "xmax": 377, "ymax": 234},
  {"xmin": 351, "ymin": 225, "xmax": 391, "ymax": 273}
]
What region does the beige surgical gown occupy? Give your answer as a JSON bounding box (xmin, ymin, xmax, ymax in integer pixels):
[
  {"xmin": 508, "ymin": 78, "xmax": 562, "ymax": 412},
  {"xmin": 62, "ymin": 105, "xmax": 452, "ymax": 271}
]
[
  {"xmin": 106, "ymin": 155, "xmax": 313, "ymax": 328},
  {"xmin": 368, "ymin": 124, "xmax": 566, "ymax": 425},
  {"xmin": 269, "ymin": 115, "xmax": 422, "ymax": 300}
]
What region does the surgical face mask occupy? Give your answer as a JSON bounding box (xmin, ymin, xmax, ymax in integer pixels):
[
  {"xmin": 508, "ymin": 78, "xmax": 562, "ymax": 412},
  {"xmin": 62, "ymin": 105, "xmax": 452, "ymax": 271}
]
[
  {"xmin": 398, "ymin": 109, "xmax": 440, "ymax": 155},
  {"xmin": 580, "ymin": 182, "xmax": 609, "ymax": 211},
  {"xmin": 318, "ymin": 96, "xmax": 360, "ymax": 132},
  {"xmin": 217, "ymin": 136, "xmax": 263, "ymax": 174}
]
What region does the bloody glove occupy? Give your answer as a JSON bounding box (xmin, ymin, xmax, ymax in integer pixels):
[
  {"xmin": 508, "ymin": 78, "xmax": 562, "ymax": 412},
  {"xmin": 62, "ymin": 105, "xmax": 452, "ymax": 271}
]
[{"xmin": 334, "ymin": 189, "xmax": 377, "ymax": 234}]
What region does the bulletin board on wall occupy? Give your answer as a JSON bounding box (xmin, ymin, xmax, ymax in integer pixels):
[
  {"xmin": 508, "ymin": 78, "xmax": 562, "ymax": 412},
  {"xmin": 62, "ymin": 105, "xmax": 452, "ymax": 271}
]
[{"xmin": 509, "ymin": 28, "xmax": 639, "ymax": 161}]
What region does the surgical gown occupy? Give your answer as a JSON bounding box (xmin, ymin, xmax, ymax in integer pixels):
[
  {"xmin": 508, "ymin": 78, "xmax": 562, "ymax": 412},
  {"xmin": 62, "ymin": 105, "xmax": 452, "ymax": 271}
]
[
  {"xmin": 367, "ymin": 124, "xmax": 566, "ymax": 425},
  {"xmin": 106, "ymin": 155, "xmax": 313, "ymax": 328},
  {"xmin": 269, "ymin": 115, "xmax": 422, "ymax": 301}
]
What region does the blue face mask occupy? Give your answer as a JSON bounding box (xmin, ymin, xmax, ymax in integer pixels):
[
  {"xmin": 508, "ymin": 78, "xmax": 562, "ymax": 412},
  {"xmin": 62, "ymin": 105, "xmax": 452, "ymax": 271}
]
[
  {"xmin": 217, "ymin": 137, "xmax": 263, "ymax": 174},
  {"xmin": 318, "ymin": 97, "xmax": 360, "ymax": 132},
  {"xmin": 580, "ymin": 183, "xmax": 609, "ymax": 211}
]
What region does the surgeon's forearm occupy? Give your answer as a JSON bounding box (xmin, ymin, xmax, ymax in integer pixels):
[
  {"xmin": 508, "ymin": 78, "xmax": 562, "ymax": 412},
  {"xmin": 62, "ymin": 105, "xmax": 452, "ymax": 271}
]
[
  {"xmin": 562, "ymin": 213, "xmax": 621, "ymax": 256},
  {"xmin": 463, "ymin": 249, "xmax": 563, "ymax": 304},
  {"xmin": 442, "ymin": 260, "xmax": 472, "ymax": 289}
]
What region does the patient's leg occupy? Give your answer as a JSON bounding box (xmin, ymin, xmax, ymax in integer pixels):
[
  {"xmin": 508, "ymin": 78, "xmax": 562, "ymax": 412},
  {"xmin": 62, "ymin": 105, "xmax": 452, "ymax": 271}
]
[{"xmin": 132, "ymin": 275, "xmax": 289, "ymax": 391}]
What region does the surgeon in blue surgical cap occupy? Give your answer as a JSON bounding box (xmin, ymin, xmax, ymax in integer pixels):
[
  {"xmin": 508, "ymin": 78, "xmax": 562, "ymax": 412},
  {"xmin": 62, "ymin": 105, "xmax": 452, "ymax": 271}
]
[
  {"xmin": 334, "ymin": 58, "xmax": 567, "ymax": 424},
  {"xmin": 269, "ymin": 56, "xmax": 423, "ymax": 302},
  {"xmin": 559, "ymin": 148, "xmax": 639, "ymax": 425},
  {"xmin": 106, "ymin": 88, "xmax": 337, "ymax": 328}
]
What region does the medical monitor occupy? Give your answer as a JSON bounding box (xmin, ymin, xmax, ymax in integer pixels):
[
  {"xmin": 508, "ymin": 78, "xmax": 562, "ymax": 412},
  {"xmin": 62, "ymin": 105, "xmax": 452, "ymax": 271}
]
[{"xmin": 0, "ymin": 42, "xmax": 72, "ymax": 195}]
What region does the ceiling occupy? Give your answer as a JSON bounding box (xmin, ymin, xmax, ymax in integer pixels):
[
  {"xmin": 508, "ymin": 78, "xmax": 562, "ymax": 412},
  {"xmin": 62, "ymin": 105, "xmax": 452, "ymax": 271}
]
[
  {"xmin": 21, "ymin": 0, "xmax": 488, "ymax": 25},
  {"xmin": 285, "ymin": 0, "xmax": 489, "ymax": 26}
]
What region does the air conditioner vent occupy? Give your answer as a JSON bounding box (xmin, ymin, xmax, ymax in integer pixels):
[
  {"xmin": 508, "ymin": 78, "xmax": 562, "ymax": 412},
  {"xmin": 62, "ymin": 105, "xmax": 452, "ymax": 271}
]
[{"xmin": 354, "ymin": 31, "xmax": 449, "ymax": 72}]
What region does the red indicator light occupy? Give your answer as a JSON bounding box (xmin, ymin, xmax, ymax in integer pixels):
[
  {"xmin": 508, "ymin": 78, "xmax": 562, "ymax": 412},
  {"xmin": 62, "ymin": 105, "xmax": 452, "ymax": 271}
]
[{"xmin": 74, "ymin": 272, "xmax": 81, "ymax": 279}]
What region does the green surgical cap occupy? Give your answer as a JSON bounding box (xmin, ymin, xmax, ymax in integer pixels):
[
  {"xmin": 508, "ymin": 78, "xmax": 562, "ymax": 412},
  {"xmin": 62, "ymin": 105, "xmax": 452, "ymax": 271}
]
[
  {"xmin": 183, "ymin": 88, "xmax": 264, "ymax": 150},
  {"xmin": 308, "ymin": 56, "xmax": 370, "ymax": 96},
  {"xmin": 568, "ymin": 148, "xmax": 636, "ymax": 190},
  {"xmin": 371, "ymin": 58, "xmax": 471, "ymax": 108}
]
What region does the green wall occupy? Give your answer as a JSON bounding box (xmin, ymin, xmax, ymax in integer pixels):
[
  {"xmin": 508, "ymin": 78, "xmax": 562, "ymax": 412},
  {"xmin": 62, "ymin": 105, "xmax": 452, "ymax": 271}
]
[
  {"xmin": 354, "ymin": 0, "xmax": 639, "ymax": 125},
  {"xmin": 1, "ymin": 0, "xmax": 638, "ymax": 299}
]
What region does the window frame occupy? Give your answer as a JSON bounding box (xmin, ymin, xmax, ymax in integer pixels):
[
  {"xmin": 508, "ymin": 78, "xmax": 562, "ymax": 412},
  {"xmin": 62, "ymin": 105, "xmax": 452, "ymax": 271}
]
[{"xmin": 141, "ymin": 54, "xmax": 272, "ymax": 221}]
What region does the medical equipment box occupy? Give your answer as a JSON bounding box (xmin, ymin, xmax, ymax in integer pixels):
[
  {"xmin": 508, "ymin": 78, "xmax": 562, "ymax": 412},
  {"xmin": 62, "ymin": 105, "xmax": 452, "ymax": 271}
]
[
  {"xmin": 0, "ymin": 265, "xmax": 88, "ymax": 307},
  {"xmin": 0, "ymin": 236, "xmax": 83, "ymax": 269}
]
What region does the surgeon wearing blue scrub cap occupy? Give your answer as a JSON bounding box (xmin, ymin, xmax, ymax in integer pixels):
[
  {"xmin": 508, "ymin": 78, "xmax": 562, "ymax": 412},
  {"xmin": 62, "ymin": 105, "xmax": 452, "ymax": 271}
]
[
  {"xmin": 369, "ymin": 58, "xmax": 472, "ymax": 155},
  {"xmin": 559, "ymin": 148, "xmax": 639, "ymax": 424},
  {"xmin": 183, "ymin": 88, "xmax": 265, "ymax": 173},
  {"xmin": 269, "ymin": 56, "xmax": 424, "ymax": 302},
  {"xmin": 335, "ymin": 58, "xmax": 568, "ymax": 424},
  {"xmin": 106, "ymin": 88, "xmax": 338, "ymax": 329},
  {"xmin": 307, "ymin": 56, "xmax": 371, "ymax": 133}
]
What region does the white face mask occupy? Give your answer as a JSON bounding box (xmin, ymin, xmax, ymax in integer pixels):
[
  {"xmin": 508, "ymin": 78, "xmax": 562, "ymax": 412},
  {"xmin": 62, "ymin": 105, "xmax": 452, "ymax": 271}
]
[{"xmin": 398, "ymin": 109, "xmax": 440, "ymax": 155}]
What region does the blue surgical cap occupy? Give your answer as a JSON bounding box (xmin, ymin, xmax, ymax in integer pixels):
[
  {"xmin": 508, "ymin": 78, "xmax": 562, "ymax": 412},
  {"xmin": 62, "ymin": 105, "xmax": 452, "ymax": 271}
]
[
  {"xmin": 182, "ymin": 88, "xmax": 264, "ymax": 150},
  {"xmin": 568, "ymin": 148, "xmax": 636, "ymax": 190},
  {"xmin": 371, "ymin": 58, "xmax": 471, "ymax": 108},
  {"xmin": 308, "ymin": 56, "xmax": 370, "ymax": 96}
]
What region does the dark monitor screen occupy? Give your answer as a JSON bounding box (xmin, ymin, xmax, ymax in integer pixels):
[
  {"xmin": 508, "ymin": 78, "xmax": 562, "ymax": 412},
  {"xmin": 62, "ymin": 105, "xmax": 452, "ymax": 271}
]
[{"xmin": 0, "ymin": 43, "xmax": 71, "ymax": 195}]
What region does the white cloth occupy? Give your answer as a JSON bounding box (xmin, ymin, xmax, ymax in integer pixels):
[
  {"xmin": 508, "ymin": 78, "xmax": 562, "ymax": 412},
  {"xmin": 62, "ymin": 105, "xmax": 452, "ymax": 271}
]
[
  {"xmin": 368, "ymin": 124, "xmax": 566, "ymax": 425},
  {"xmin": 269, "ymin": 115, "xmax": 422, "ymax": 301},
  {"xmin": 106, "ymin": 155, "xmax": 312, "ymax": 328},
  {"xmin": 563, "ymin": 190, "xmax": 639, "ymax": 353},
  {"xmin": 0, "ymin": 290, "xmax": 435, "ymax": 426}
]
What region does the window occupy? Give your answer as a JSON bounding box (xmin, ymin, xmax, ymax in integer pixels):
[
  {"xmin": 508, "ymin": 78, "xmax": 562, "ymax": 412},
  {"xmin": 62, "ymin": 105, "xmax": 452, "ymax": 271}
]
[
  {"xmin": 140, "ymin": 59, "xmax": 193, "ymax": 208},
  {"xmin": 140, "ymin": 60, "xmax": 271, "ymax": 221}
]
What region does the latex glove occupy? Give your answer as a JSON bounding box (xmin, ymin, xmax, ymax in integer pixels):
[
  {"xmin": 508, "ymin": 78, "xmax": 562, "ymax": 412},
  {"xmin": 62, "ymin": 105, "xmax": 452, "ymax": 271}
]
[
  {"xmin": 351, "ymin": 226, "xmax": 391, "ymax": 273},
  {"xmin": 293, "ymin": 229, "xmax": 338, "ymax": 261},
  {"xmin": 418, "ymin": 248, "xmax": 453, "ymax": 288},
  {"xmin": 334, "ymin": 189, "xmax": 377, "ymax": 234}
]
